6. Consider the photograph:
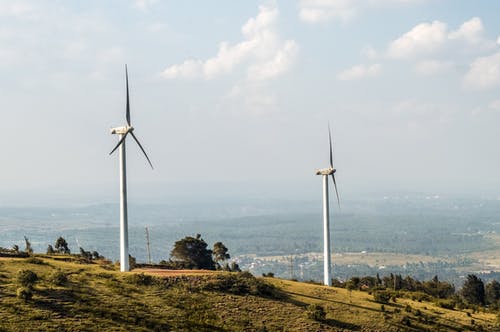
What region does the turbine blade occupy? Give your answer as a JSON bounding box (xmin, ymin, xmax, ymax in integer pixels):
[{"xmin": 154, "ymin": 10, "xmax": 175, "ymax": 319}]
[
  {"xmin": 130, "ymin": 132, "xmax": 153, "ymax": 169},
  {"xmin": 109, "ymin": 132, "xmax": 129, "ymax": 155},
  {"xmin": 331, "ymin": 174, "xmax": 340, "ymax": 208},
  {"xmin": 328, "ymin": 124, "xmax": 334, "ymax": 169},
  {"xmin": 125, "ymin": 64, "xmax": 131, "ymax": 126}
]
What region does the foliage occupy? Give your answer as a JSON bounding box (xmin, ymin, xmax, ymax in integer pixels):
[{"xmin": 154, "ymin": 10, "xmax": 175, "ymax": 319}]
[
  {"xmin": 461, "ymin": 274, "xmax": 485, "ymax": 305},
  {"xmin": 306, "ymin": 304, "xmax": 326, "ymax": 321},
  {"xmin": 46, "ymin": 245, "xmax": 55, "ymax": 254},
  {"xmin": 55, "ymin": 237, "xmax": 70, "ymax": 254},
  {"xmin": 212, "ymin": 242, "xmax": 230, "ymax": 265},
  {"xmin": 126, "ymin": 273, "xmax": 155, "ymax": 286},
  {"xmin": 262, "ymin": 272, "xmax": 275, "ymax": 278},
  {"xmin": 24, "ymin": 236, "xmax": 33, "ymax": 255},
  {"xmin": 201, "ymin": 272, "xmax": 283, "ymax": 298},
  {"xmin": 170, "ymin": 234, "xmax": 215, "ymax": 270},
  {"xmin": 49, "ymin": 270, "xmax": 68, "ymax": 286},
  {"xmin": 16, "ymin": 287, "xmax": 33, "ymax": 302},
  {"xmin": 26, "ymin": 257, "xmax": 46, "ymax": 265},
  {"xmin": 16, "ymin": 269, "xmax": 39, "ymax": 287},
  {"xmin": 373, "ymin": 290, "xmax": 392, "ymax": 304},
  {"xmin": 485, "ymin": 280, "xmax": 500, "ymax": 306}
]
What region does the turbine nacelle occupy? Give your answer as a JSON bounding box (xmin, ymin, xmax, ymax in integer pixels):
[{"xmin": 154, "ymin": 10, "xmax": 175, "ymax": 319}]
[
  {"xmin": 110, "ymin": 126, "xmax": 134, "ymax": 135},
  {"xmin": 315, "ymin": 167, "xmax": 336, "ymax": 176}
]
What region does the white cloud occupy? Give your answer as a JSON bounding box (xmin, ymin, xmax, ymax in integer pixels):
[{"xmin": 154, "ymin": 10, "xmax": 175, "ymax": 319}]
[
  {"xmin": 361, "ymin": 46, "xmax": 378, "ymax": 59},
  {"xmin": 162, "ymin": 6, "xmax": 297, "ymax": 81},
  {"xmin": 298, "ymin": 0, "xmax": 358, "ymax": 23},
  {"xmin": 414, "ymin": 59, "xmax": 453, "ymax": 76},
  {"xmin": 0, "ymin": 1, "xmax": 36, "ymax": 18},
  {"xmin": 449, "ymin": 17, "xmax": 484, "ymax": 43},
  {"xmin": 488, "ymin": 100, "xmax": 500, "ymax": 111},
  {"xmin": 337, "ymin": 63, "xmax": 381, "ymax": 80},
  {"xmin": 463, "ymin": 52, "xmax": 500, "ymax": 90},
  {"xmin": 135, "ymin": 0, "xmax": 157, "ymax": 10},
  {"xmin": 388, "ymin": 20, "xmax": 447, "ymax": 59},
  {"xmin": 298, "ymin": 0, "xmax": 426, "ymax": 23},
  {"xmin": 387, "ymin": 17, "xmax": 496, "ymax": 60}
]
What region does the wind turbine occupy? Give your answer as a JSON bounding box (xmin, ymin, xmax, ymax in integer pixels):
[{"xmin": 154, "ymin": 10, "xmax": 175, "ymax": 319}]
[
  {"xmin": 315, "ymin": 126, "xmax": 340, "ymax": 286},
  {"xmin": 109, "ymin": 65, "xmax": 153, "ymax": 272}
]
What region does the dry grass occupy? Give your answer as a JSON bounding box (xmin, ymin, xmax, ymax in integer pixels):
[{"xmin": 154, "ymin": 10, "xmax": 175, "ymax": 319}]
[{"xmin": 0, "ymin": 256, "xmax": 499, "ymax": 331}]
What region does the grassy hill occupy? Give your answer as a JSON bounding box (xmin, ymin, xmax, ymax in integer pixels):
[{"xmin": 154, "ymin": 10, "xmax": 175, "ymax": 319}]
[{"xmin": 0, "ymin": 256, "xmax": 498, "ymax": 331}]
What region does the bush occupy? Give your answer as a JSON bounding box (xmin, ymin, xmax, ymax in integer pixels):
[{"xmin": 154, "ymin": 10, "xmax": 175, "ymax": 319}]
[
  {"xmin": 25, "ymin": 257, "xmax": 46, "ymax": 265},
  {"xmin": 126, "ymin": 273, "xmax": 155, "ymax": 286},
  {"xmin": 373, "ymin": 290, "xmax": 392, "ymax": 304},
  {"xmin": 201, "ymin": 272, "xmax": 283, "ymax": 298},
  {"xmin": 17, "ymin": 287, "xmax": 33, "ymax": 302},
  {"xmin": 17, "ymin": 270, "xmax": 38, "ymax": 287},
  {"xmin": 50, "ymin": 270, "xmax": 68, "ymax": 286},
  {"xmin": 262, "ymin": 272, "xmax": 275, "ymax": 278},
  {"xmin": 306, "ymin": 304, "xmax": 326, "ymax": 321},
  {"xmin": 437, "ymin": 299, "xmax": 455, "ymax": 310}
]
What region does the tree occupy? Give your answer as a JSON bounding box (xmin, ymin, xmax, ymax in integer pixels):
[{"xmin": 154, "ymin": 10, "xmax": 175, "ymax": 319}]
[
  {"xmin": 55, "ymin": 237, "xmax": 70, "ymax": 254},
  {"xmin": 12, "ymin": 245, "xmax": 19, "ymax": 253},
  {"xmin": 485, "ymin": 280, "xmax": 500, "ymax": 306},
  {"xmin": 46, "ymin": 245, "xmax": 55, "ymax": 254},
  {"xmin": 212, "ymin": 242, "xmax": 230, "ymax": 268},
  {"xmin": 170, "ymin": 234, "xmax": 215, "ymax": 270},
  {"xmin": 24, "ymin": 236, "xmax": 33, "ymax": 255},
  {"xmin": 461, "ymin": 274, "xmax": 485, "ymax": 305}
]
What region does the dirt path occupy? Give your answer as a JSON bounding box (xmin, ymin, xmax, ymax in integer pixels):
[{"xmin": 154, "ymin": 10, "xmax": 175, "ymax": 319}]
[{"xmin": 133, "ymin": 268, "xmax": 217, "ymax": 277}]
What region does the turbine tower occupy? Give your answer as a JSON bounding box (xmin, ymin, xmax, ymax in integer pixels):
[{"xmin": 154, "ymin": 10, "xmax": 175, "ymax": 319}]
[
  {"xmin": 109, "ymin": 65, "xmax": 153, "ymax": 272},
  {"xmin": 315, "ymin": 126, "xmax": 340, "ymax": 286}
]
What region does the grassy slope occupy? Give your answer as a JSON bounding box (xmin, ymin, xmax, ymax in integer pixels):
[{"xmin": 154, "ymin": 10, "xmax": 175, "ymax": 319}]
[{"xmin": 0, "ymin": 256, "xmax": 498, "ymax": 332}]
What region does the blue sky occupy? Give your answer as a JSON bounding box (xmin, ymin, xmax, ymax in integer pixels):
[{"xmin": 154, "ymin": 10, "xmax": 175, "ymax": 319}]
[{"xmin": 1, "ymin": 0, "xmax": 500, "ymax": 205}]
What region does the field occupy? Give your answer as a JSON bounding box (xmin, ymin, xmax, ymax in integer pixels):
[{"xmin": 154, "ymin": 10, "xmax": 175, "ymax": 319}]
[{"xmin": 1, "ymin": 256, "xmax": 499, "ymax": 331}]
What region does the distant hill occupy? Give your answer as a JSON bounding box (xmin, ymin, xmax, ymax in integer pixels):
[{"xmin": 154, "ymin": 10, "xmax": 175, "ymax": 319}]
[{"xmin": 0, "ymin": 256, "xmax": 498, "ymax": 331}]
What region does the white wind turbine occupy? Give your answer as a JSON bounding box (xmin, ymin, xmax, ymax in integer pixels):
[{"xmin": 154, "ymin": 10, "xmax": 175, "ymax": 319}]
[
  {"xmin": 315, "ymin": 126, "xmax": 340, "ymax": 286},
  {"xmin": 109, "ymin": 65, "xmax": 153, "ymax": 272}
]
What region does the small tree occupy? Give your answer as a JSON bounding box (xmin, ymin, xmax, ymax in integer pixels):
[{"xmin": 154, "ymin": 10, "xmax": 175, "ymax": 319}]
[
  {"xmin": 55, "ymin": 237, "xmax": 70, "ymax": 255},
  {"xmin": 17, "ymin": 270, "xmax": 39, "ymax": 287},
  {"xmin": 485, "ymin": 280, "xmax": 500, "ymax": 306},
  {"xmin": 24, "ymin": 236, "xmax": 33, "ymax": 255},
  {"xmin": 461, "ymin": 274, "xmax": 485, "ymax": 305},
  {"xmin": 170, "ymin": 234, "xmax": 215, "ymax": 270},
  {"xmin": 46, "ymin": 245, "xmax": 55, "ymax": 255},
  {"xmin": 12, "ymin": 245, "xmax": 19, "ymax": 253},
  {"xmin": 213, "ymin": 242, "xmax": 230, "ymax": 268}
]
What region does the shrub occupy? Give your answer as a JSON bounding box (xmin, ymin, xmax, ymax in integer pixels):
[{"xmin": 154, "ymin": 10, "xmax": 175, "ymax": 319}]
[
  {"xmin": 16, "ymin": 287, "xmax": 33, "ymax": 302},
  {"xmin": 50, "ymin": 270, "xmax": 68, "ymax": 286},
  {"xmin": 437, "ymin": 299, "xmax": 455, "ymax": 310},
  {"xmin": 401, "ymin": 316, "xmax": 411, "ymax": 326},
  {"xmin": 17, "ymin": 270, "xmax": 38, "ymax": 287},
  {"xmin": 25, "ymin": 257, "xmax": 46, "ymax": 265},
  {"xmin": 373, "ymin": 290, "xmax": 391, "ymax": 304},
  {"xmin": 306, "ymin": 304, "xmax": 326, "ymax": 321},
  {"xmin": 201, "ymin": 272, "xmax": 283, "ymax": 298},
  {"xmin": 405, "ymin": 304, "xmax": 412, "ymax": 312},
  {"xmin": 262, "ymin": 272, "xmax": 274, "ymax": 278},
  {"xmin": 126, "ymin": 273, "xmax": 155, "ymax": 286}
]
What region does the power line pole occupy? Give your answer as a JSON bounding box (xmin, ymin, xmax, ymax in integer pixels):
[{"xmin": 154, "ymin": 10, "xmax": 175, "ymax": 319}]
[{"xmin": 145, "ymin": 227, "xmax": 152, "ymax": 264}]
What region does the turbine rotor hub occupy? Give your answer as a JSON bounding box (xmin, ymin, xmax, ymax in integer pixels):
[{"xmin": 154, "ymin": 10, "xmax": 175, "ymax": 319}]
[
  {"xmin": 315, "ymin": 167, "xmax": 335, "ymax": 176},
  {"xmin": 110, "ymin": 125, "xmax": 134, "ymax": 135}
]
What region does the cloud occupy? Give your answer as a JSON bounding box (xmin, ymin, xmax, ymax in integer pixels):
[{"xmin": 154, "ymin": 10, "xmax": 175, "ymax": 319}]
[
  {"xmin": 337, "ymin": 63, "xmax": 381, "ymax": 80},
  {"xmin": 0, "ymin": 1, "xmax": 36, "ymax": 18},
  {"xmin": 413, "ymin": 59, "xmax": 453, "ymax": 75},
  {"xmin": 135, "ymin": 0, "xmax": 157, "ymax": 10},
  {"xmin": 162, "ymin": 6, "xmax": 297, "ymax": 81},
  {"xmin": 388, "ymin": 21, "xmax": 447, "ymax": 59},
  {"xmin": 463, "ymin": 52, "xmax": 500, "ymax": 90},
  {"xmin": 298, "ymin": 0, "xmax": 426, "ymax": 23},
  {"xmin": 387, "ymin": 17, "xmax": 496, "ymax": 60},
  {"xmin": 448, "ymin": 17, "xmax": 484, "ymax": 43},
  {"xmin": 488, "ymin": 100, "xmax": 500, "ymax": 111}
]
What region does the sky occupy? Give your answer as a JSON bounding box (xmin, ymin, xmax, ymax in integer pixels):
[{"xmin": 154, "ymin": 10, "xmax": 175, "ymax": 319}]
[{"xmin": 1, "ymin": 0, "xmax": 500, "ymax": 206}]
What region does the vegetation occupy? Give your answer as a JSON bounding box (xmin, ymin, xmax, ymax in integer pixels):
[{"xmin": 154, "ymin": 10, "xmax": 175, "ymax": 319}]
[
  {"xmin": 0, "ymin": 255, "xmax": 499, "ymax": 331},
  {"xmin": 55, "ymin": 236, "xmax": 70, "ymax": 255}
]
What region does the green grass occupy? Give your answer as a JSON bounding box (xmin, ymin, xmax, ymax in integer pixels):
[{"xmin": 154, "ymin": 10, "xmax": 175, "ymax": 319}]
[{"xmin": 0, "ymin": 256, "xmax": 499, "ymax": 331}]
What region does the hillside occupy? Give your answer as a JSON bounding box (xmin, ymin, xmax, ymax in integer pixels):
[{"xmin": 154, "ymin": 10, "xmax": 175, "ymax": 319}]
[{"xmin": 0, "ymin": 256, "xmax": 498, "ymax": 331}]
